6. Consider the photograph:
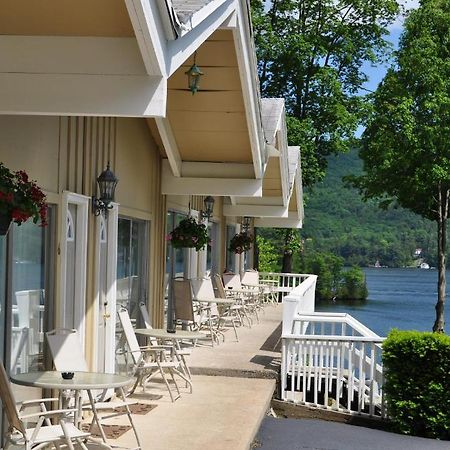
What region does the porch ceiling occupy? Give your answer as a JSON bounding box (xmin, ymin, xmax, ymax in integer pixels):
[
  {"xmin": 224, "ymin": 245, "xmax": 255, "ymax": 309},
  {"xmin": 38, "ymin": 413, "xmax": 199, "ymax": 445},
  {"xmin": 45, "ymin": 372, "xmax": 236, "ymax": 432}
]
[
  {"xmin": 166, "ymin": 29, "xmax": 253, "ymax": 164},
  {"xmin": 0, "ymin": 0, "xmax": 134, "ymax": 37}
]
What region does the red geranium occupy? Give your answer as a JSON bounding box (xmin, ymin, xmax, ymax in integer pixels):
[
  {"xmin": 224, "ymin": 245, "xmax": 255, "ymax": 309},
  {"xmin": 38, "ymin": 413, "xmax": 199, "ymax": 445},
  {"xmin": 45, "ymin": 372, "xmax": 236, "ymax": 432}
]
[{"xmin": 0, "ymin": 163, "xmax": 48, "ymax": 227}]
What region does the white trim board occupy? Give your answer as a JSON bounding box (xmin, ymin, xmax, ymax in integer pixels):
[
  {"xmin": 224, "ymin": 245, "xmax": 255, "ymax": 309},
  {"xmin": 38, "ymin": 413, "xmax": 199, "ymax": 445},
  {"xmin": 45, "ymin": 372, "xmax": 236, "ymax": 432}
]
[
  {"xmin": 58, "ymin": 191, "xmax": 90, "ymax": 349},
  {"xmin": 0, "ymin": 73, "xmax": 166, "ymax": 117},
  {"xmin": 223, "ymin": 204, "xmax": 289, "ymax": 218},
  {"xmin": 161, "ymin": 160, "xmax": 263, "ymax": 196},
  {"xmin": 254, "ymin": 214, "xmax": 303, "ymax": 229}
]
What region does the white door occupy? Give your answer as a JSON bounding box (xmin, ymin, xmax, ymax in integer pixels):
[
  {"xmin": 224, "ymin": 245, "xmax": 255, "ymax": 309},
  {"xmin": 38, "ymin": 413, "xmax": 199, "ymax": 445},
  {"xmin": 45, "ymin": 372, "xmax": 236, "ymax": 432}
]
[{"xmin": 95, "ymin": 207, "xmax": 118, "ymax": 374}]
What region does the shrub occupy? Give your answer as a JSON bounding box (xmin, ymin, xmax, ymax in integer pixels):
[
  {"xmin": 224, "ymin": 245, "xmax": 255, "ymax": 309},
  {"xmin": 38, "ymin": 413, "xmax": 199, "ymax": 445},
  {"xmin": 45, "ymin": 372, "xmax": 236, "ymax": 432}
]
[
  {"xmin": 337, "ymin": 266, "xmax": 368, "ymax": 300},
  {"xmin": 382, "ymin": 330, "xmax": 450, "ymax": 439}
]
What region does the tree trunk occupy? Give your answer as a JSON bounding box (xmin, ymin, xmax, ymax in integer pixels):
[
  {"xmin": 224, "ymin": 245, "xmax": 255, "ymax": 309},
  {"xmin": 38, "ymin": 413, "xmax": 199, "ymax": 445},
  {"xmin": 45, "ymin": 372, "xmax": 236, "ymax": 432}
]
[
  {"xmin": 281, "ymin": 229, "xmax": 293, "ymax": 273},
  {"xmin": 253, "ymin": 227, "xmax": 259, "ymax": 270},
  {"xmin": 433, "ymin": 188, "xmax": 448, "ymax": 333}
]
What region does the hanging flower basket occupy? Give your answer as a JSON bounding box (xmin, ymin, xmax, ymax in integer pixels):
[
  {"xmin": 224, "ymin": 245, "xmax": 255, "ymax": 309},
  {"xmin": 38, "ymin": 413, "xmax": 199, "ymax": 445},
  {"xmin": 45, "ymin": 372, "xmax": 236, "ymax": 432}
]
[
  {"xmin": 166, "ymin": 216, "xmax": 210, "ymax": 251},
  {"xmin": 0, "ymin": 163, "xmax": 48, "ymax": 235},
  {"xmin": 229, "ymin": 232, "xmax": 253, "ymax": 254}
]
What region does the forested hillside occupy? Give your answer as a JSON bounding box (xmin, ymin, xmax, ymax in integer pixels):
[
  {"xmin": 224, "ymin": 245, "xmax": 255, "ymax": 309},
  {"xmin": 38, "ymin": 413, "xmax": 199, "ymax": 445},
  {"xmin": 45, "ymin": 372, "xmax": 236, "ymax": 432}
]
[{"xmin": 300, "ymin": 149, "xmax": 436, "ymax": 267}]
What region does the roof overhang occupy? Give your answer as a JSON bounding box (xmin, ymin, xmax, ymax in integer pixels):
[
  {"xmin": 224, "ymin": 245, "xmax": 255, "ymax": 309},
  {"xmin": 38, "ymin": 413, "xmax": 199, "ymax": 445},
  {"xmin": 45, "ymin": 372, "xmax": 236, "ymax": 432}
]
[{"xmin": 0, "ymin": 35, "xmax": 166, "ymax": 117}]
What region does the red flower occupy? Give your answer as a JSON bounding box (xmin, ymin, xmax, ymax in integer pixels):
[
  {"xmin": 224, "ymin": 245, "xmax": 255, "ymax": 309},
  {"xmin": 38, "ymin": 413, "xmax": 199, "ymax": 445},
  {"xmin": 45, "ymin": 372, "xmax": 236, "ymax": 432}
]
[{"xmin": 11, "ymin": 209, "xmax": 31, "ymax": 223}]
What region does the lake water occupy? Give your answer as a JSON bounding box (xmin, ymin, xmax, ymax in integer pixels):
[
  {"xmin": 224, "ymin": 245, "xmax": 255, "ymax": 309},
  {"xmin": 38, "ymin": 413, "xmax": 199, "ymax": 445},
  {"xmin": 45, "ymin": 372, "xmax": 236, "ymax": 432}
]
[{"xmin": 316, "ymin": 268, "xmax": 448, "ymax": 336}]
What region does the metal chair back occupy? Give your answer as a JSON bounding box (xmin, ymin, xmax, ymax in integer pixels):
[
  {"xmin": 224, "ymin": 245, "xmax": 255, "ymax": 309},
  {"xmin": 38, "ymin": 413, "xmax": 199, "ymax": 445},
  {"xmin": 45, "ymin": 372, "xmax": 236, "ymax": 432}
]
[
  {"xmin": 46, "ymin": 328, "xmax": 88, "ymax": 372},
  {"xmin": 173, "ymin": 278, "xmax": 195, "ymax": 322},
  {"xmin": 118, "ymin": 309, "xmax": 142, "ymax": 366},
  {"xmin": 0, "ymin": 361, "xmax": 26, "ymax": 435},
  {"xmin": 241, "ymin": 270, "xmax": 259, "ymax": 286}
]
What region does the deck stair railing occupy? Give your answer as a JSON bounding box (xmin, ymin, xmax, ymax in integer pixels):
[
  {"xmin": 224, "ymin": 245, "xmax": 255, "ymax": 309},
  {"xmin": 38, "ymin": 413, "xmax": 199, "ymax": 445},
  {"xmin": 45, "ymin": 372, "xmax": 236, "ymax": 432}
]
[{"xmin": 281, "ymin": 312, "xmax": 386, "ymax": 418}]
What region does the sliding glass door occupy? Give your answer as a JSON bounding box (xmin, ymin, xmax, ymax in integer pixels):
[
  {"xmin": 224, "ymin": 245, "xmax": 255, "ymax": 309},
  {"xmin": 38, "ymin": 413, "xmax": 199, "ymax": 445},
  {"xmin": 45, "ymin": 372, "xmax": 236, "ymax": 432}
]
[{"xmin": 116, "ymin": 217, "xmax": 148, "ymax": 373}]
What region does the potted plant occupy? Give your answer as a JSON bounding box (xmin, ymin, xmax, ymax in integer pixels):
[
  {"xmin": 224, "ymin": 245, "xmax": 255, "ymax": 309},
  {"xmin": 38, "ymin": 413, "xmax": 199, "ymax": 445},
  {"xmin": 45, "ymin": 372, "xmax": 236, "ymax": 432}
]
[
  {"xmin": 0, "ymin": 163, "xmax": 48, "ymax": 235},
  {"xmin": 166, "ymin": 216, "xmax": 209, "ymax": 251},
  {"xmin": 229, "ymin": 232, "xmax": 253, "ymax": 254}
]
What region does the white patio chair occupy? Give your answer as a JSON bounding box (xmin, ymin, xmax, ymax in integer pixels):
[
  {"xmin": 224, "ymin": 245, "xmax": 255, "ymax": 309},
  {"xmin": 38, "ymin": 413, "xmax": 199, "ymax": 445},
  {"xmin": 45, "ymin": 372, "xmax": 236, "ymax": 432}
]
[
  {"xmin": 46, "ymin": 328, "xmax": 141, "ymax": 448},
  {"xmin": 173, "ymin": 278, "xmax": 208, "ymax": 333},
  {"xmin": 213, "ymin": 274, "xmax": 248, "ymax": 328},
  {"xmin": 118, "ymin": 309, "xmax": 192, "ymax": 402},
  {"xmin": 241, "ymin": 270, "xmax": 275, "ymax": 305},
  {"xmin": 222, "ymin": 273, "xmax": 260, "ymax": 324},
  {"xmin": 191, "ymin": 278, "xmax": 240, "ymax": 342},
  {"xmin": 0, "ymin": 361, "xmax": 92, "ymax": 450},
  {"xmin": 139, "ymin": 302, "xmax": 192, "ymax": 380}
]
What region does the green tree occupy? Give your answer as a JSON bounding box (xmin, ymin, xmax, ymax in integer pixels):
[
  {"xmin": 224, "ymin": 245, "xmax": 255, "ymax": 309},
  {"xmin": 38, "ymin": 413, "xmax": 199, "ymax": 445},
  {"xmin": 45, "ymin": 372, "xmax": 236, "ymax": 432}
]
[
  {"xmin": 251, "ymin": 0, "xmax": 399, "ymax": 187},
  {"xmin": 300, "ymin": 252, "xmax": 344, "ymax": 300},
  {"xmin": 255, "ymin": 235, "xmax": 279, "ymax": 272},
  {"xmin": 348, "ymin": 0, "xmax": 450, "ymax": 332}
]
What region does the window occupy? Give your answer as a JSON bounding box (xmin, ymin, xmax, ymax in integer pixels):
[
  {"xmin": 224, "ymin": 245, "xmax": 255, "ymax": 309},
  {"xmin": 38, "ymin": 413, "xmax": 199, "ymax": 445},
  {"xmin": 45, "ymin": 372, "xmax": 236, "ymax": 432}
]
[
  {"xmin": 207, "ymin": 222, "xmax": 220, "ymax": 275},
  {"xmin": 8, "ymin": 207, "xmax": 55, "ymax": 403}
]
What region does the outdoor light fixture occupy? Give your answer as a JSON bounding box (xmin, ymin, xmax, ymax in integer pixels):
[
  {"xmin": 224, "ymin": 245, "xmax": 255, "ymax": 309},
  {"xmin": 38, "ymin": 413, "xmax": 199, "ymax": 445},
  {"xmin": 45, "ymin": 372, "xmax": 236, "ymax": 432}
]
[
  {"xmin": 185, "ymin": 51, "xmax": 203, "ymax": 94},
  {"xmin": 92, "ymin": 162, "xmax": 118, "ymax": 216},
  {"xmin": 200, "ymin": 195, "xmax": 215, "ymax": 220},
  {"xmin": 242, "ymin": 216, "xmax": 251, "ymax": 233}
]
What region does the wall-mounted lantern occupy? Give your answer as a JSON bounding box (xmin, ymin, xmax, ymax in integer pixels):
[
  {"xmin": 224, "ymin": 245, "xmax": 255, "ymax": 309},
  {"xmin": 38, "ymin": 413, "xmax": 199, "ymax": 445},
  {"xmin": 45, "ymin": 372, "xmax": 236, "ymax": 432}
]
[
  {"xmin": 200, "ymin": 195, "xmax": 215, "ymax": 221},
  {"xmin": 92, "ymin": 162, "xmax": 118, "ymax": 216},
  {"xmin": 185, "ymin": 51, "xmax": 204, "ymax": 95}
]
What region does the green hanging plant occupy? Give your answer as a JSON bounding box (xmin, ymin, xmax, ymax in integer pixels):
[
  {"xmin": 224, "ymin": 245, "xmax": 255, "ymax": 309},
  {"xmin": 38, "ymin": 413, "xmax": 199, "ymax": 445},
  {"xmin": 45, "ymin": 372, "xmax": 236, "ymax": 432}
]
[
  {"xmin": 166, "ymin": 216, "xmax": 210, "ymax": 251},
  {"xmin": 229, "ymin": 232, "xmax": 253, "ymax": 254}
]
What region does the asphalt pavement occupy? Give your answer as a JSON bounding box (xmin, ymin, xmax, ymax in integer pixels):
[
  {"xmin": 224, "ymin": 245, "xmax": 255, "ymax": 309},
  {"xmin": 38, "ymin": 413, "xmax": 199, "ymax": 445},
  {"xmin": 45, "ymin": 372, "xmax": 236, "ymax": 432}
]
[{"xmin": 255, "ymin": 417, "xmax": 450, "ymax": 450}]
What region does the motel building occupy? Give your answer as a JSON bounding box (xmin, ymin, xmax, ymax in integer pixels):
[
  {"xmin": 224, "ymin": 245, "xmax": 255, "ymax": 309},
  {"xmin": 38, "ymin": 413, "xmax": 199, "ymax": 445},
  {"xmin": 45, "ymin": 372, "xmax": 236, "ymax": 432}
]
[{"xmin": 0, "ymin": 0, "xmax": 303, "ymax": 442}]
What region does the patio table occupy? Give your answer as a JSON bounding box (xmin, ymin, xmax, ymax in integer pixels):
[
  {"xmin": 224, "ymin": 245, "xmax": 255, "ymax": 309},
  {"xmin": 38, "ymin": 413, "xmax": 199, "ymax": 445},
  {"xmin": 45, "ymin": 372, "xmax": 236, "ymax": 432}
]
[{"xmin": 11, "ymin": 371, "xmax": 133, "ymax": 446}]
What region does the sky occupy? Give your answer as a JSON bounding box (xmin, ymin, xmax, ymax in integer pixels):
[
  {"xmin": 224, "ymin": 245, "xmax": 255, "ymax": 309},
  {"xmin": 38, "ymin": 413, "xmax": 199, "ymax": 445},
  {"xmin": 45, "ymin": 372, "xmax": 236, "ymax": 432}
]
[{"xmin": 362, "ymin": 0, "xmax": 420, "ymax": 93}]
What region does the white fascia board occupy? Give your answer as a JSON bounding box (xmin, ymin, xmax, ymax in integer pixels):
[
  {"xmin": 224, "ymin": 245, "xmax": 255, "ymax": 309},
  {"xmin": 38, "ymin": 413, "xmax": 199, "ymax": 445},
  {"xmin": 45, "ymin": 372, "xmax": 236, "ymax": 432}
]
[
  {"xmin": 232, "ymin": 0, "xmax": 265, "ymax": 179},
  {"xmin": 295, "ymin": 159, "xmax": 305, "ymax": 220},
  {"xmin": 161, "ymin": 160, "xmax": 262, "ymax": 196},
  {"xmin": 126, "ymin": 0, "xmax": 168, "ymax": 77},
  {"xmin": 166, "ymin": 0, "xmax": 236, "ymax": 76},
  {"xmin": 175, "ymin": 0, "xmax": 231, "ymax": 37},
  {"xmin": 223, "ymin": 204, "xmax": 289, "ymax": 218},
  {"xmin": 279, "ymin": 111, "xmax": 291, "ymax": 206},
  {"xmin": 254, "ymin": 213, "xmax": 303, "ymax": 229},
  {"xmin": 0, "ymin": 73, "xmax": 166, "ymax": 117},
  {"xmin": 155, "ymin": 117, "xmax": 182, "ymax": 177}
]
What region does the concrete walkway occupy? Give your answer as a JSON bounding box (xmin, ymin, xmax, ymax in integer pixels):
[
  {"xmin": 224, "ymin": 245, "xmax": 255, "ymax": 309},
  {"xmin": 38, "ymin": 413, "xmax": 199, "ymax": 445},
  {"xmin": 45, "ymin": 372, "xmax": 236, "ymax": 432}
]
[
  {"xmin": 105, "ymin": 305, "xmax": 283, "ymax": 450},
  {"xmin": 256, "ymin": 417, "xmax": 450, "ymax": 450}
]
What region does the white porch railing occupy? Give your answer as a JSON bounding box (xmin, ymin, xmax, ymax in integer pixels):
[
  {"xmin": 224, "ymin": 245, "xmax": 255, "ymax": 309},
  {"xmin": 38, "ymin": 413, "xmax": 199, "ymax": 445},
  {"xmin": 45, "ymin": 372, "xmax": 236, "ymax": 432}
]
[
  {"xmin": 259, "ymin": 272, "xmax": 313, "ymax": 300},
  {"xmin": 281, "ymin": 312, "xmax": 385, "ymax": 418}
]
